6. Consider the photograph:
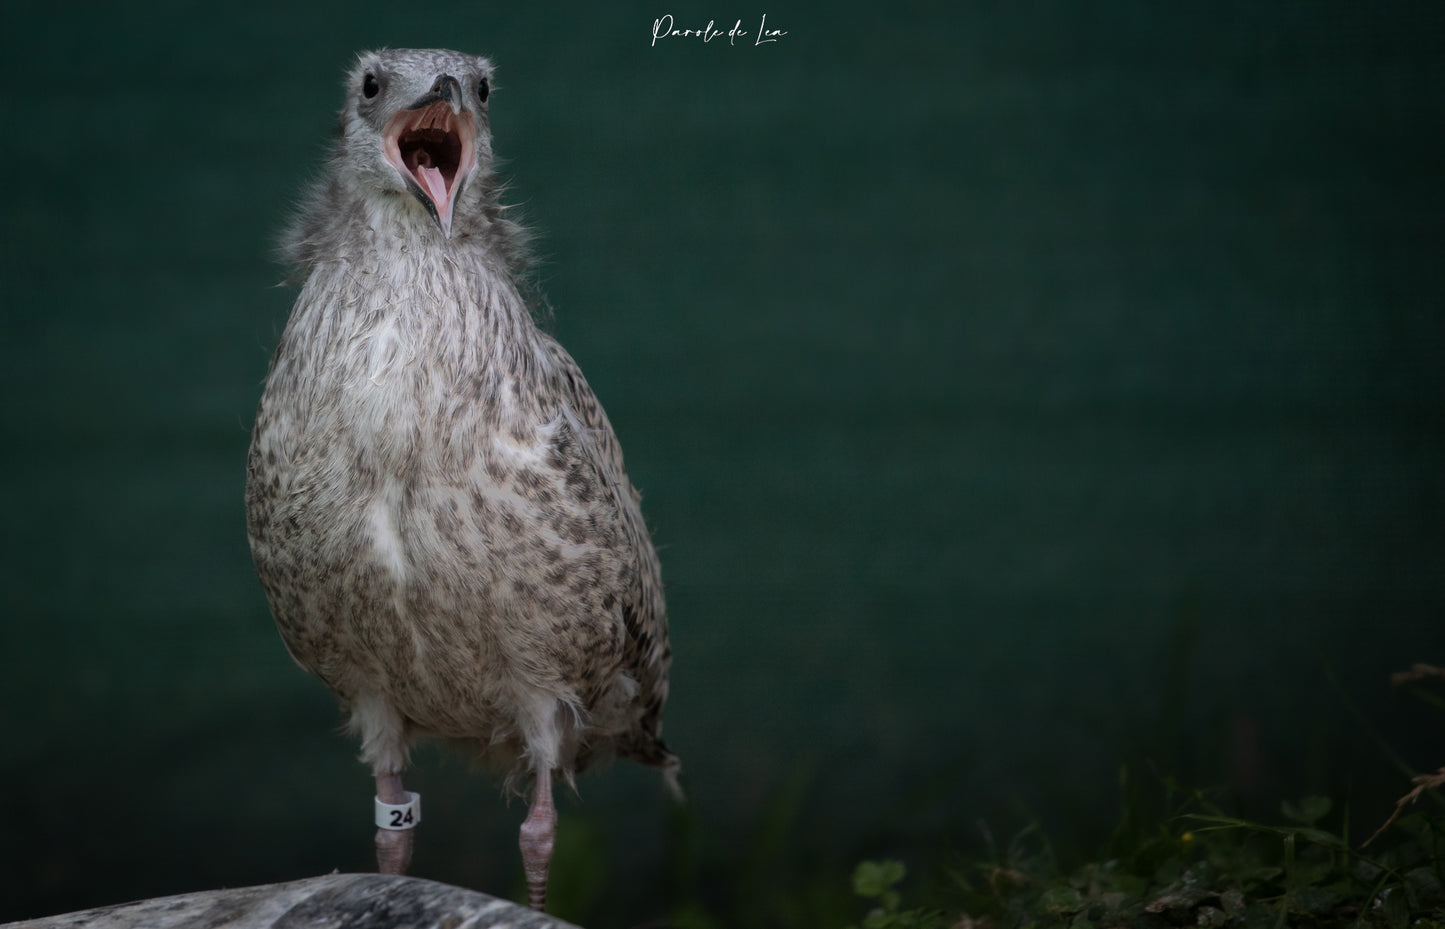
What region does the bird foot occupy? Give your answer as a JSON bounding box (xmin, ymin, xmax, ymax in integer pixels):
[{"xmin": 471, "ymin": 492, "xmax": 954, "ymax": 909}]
[
  {"xmin": 519, "ymin": 771, "xmax": 556, "ymax": 911},
  {"xmin": 373, "ymin": 773, "xmax": 417, "ymax": 875},
  {"xmin": 376, "ymin": 825, "xmax": 414, "ymax": 874}
]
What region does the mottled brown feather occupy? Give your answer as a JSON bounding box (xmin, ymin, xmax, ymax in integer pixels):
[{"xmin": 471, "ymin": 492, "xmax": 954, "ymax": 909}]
[{"xmin": 244, "ymin": 47, "xmax": 677, "ymax": 794}]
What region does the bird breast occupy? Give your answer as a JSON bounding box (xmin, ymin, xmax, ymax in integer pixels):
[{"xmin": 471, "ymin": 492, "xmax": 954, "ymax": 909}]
[{"xmin": 248, "ymin": 251, "xmax": 634, "ymax": 732}]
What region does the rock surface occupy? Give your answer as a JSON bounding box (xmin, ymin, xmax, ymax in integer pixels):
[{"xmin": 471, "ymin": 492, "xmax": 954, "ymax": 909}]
[{"xmin": 4, "ymin": 874, "xmax": 579, "ymax": 929}]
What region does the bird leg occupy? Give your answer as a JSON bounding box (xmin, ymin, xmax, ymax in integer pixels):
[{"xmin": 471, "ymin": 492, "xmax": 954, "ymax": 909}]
[
  {"xmin": 375, "ymin": 771, "xmax": 414, "ymax": 875},
  {"xmin": 519, "ymin": 768, "xmax": 556, "ymax": 911}
]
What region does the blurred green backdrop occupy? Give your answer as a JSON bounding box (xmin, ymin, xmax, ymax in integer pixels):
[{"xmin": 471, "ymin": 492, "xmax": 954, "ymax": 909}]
[{"xmin": 2, "ymin": 0, "xmax": 1442, "ymax": 925}]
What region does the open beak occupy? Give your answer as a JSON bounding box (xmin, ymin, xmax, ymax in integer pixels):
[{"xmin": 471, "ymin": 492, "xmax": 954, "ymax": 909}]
[{"xmin": 382, "ymin": 75, "xmax": 477, "ymax": 237}]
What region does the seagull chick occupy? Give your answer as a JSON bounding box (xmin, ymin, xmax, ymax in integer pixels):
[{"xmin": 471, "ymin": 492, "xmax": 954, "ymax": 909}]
[{"xmin": 244, "ymin": 47, "xmax": 678, "ymax": 912}]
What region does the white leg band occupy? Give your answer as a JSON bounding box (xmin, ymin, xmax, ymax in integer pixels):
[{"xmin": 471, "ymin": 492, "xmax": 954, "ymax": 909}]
[{"xmin": 375, "ymin": 791, "xmax": 421, "ymax": 830}]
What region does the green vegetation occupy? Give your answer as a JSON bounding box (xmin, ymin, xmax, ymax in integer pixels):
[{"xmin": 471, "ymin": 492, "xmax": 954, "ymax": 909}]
[
  {"xmin": 849, "ymin": 859, "xmax": 947, "ymax": 929},
  {"xmin": 539, "ymin": 665, "xmax": 1445, "ymax": 928},
  {"xmin": 839, "ymin": 667, "xmax": 1445, "ymax": 929},
  {"xmin": 846, "ymin": 780, "xmax": 1445, "ymax": 929},
  {"xmin": 640, "ymin": 761, "xmax": 1445, "ymax": 929}
]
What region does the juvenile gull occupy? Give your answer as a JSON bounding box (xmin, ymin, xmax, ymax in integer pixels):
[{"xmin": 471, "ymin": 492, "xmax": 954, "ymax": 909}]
[{"xmin": 244, "ymin": 47, "xmax": 678, "ymax": 912}]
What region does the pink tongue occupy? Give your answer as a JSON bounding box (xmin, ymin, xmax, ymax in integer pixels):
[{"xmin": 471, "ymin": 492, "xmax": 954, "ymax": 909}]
[{"xmin": 416, "ymin": 165, "xmax": 449, "ymax": 212}]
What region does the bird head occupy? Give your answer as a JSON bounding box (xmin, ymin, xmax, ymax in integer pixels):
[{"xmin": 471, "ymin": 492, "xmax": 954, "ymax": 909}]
[{"xmin": 337, "ymin": 48, "xmax": 496, "ymax": 238}]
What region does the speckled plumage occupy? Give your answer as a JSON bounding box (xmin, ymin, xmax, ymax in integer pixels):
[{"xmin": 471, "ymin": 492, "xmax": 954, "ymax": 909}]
[{"xmin": 244, "ymin": 48, "xmax": 676, "ymax": 905}]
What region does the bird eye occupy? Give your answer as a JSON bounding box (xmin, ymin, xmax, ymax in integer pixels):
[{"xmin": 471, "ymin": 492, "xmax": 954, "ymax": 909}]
[
  {"xmin": 478, "ymin": 77, "xmax": 489, "ymax": 102},
  {"xmin": 362, "ymin": 73, "xmax": 380, "ymax": 99}
]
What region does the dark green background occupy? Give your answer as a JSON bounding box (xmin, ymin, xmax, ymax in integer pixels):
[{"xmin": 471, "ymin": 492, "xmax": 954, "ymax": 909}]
[{"xmin": 2, "ymin": 1, "xmax": 1442, "ymax": 925}]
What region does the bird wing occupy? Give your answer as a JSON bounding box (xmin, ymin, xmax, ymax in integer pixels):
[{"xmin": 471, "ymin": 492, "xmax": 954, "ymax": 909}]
[{"xmin": 539, "ymin": 336, "xmax": 676, "ymax": 773}]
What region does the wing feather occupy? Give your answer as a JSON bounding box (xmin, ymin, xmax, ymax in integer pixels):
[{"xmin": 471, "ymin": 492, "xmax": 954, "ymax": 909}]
[{"xmin": 540, "ymin": 337, "xmax": 677, "ymax": 776}]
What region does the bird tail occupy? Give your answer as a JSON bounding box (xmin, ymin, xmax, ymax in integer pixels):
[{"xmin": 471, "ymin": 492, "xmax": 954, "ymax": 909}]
[
  {"xmin": 625, "ymin": 734, "xmax": 684, "ymax": 802},
  {"xmin": 661, "ymin": 751, "xmax": 684, "ymax": 803}
]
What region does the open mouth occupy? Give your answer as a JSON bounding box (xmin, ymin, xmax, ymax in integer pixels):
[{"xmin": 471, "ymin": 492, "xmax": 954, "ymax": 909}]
[{"xmin": 383, "ymin": 101, "xmax": 477, "ymax": 236}]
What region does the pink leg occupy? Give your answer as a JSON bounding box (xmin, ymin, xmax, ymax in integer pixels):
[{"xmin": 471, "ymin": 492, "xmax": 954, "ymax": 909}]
[
  {"xmin": 519, "ymin": 769, "xmax": 556, "ymax": 911},
  {"xmin": 375, "ymin": 771, "xmax": 414, "ymax": 875}
]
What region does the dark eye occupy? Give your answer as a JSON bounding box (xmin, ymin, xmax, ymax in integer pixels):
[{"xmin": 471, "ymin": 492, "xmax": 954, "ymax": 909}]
[
  {"xmin": 362, "ymin": 73, "xmax": 379, "ymax": 99},
  {"xmin": 477, "ymin": 77, "xmax": 489, "ymax": 102}
]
